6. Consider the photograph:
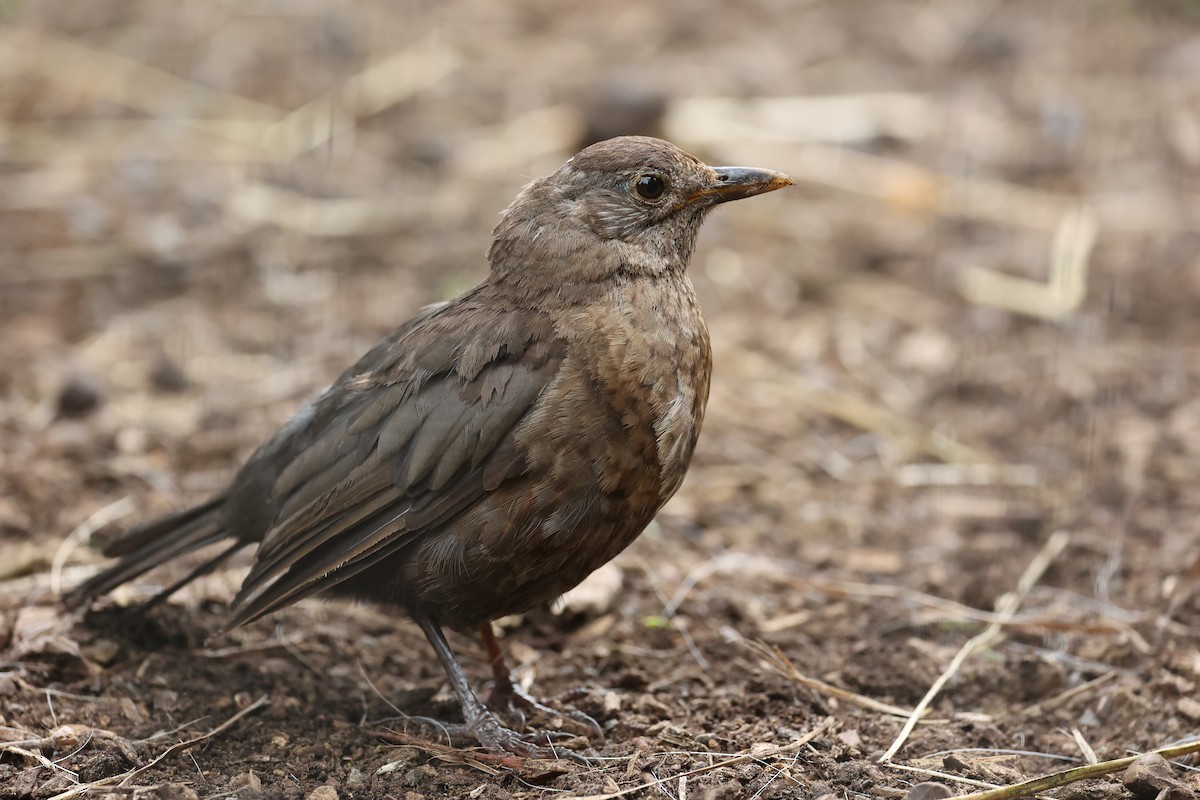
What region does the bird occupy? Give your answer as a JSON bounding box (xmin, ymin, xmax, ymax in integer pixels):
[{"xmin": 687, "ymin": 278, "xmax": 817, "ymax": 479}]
[{"xmin": 65, "ymin": 136, "xmax": 793, "ymax": 758}]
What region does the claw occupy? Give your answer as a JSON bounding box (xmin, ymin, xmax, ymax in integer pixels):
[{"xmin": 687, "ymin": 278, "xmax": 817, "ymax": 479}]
[
  {"xmin": 468, "ymin": 711, "xmax": 591, "ymax": 763},
  {"xmin": 487, "ymin": 681, "xmax": 604, "ymax": 741},
  {"xmin": 480, "ymin": 622, "xmax": 605, "ymax": 741},
  {"xmin": 417, "ymin": 617, "xmax": 596, "ymax": 763},
  {"xmin": 382, "ymin": 718, "xmax": 591, "ymax": 766}
]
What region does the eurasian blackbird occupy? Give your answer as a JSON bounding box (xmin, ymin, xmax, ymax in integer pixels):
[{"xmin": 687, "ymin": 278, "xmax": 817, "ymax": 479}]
[{"xmin": 65, "ymin": 136, "xmax": 792, "ymax": 757}]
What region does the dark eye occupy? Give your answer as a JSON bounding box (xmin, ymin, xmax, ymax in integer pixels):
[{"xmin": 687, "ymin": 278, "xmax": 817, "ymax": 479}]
[{"xmin": 633, "ymin": 173, "xmax": 667, "ymax": 201}]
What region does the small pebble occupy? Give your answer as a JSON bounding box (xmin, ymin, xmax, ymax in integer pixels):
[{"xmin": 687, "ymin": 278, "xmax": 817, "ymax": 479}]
[
  {"xmin": 56, "ymin": 371, "xmax": 104, "ymax": 418},
  {"xmin": 82, "ymin": 638, "xmax": 122, "ymax": 666},
  {"xmin": 1122, "ymin": 752, "xmax": 1182, "ymax": 799},
  {"xmin": 152, "ymin": 784, "xmax": 200, "ymax": 800},
  {"xmin": 150, "ymin": 355, "xmax": 190, "ymax": 392},
  {"xmin": 230, "ymin": 772, "xmax": 262, "ymax": 792}
]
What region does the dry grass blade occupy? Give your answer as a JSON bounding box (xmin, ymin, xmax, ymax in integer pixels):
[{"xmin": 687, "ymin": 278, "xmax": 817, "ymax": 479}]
[
  {"xmin": 740, "ymin": 639, "xmax": 922, "ymax": 718},
  {"xmin": 951, "ymin": 737, "xmax": 1200, "ymax": 800},
  {"xmin": 375, "ymin": 730, "xmax": 511, "ymax": 775},
  {"xmin": 959, "ymin": 206, "xmax": 1097, "ymax": 320},
  {"xmin": 879, "ymin": 531, "xmax": 1070, "ymax": 763},
  {"xmin": 1069, "ymin": 728, "xmax": 1098, "ymax": 765},
  {"xmin": 49, "ymin": 496, "xmax": 136, "ymax": 595},
  {"xmin": 0, "ymin": 743, "xmax": 78, "ymax": 779},
  {"xmin": 1021, "ymin": 671, "xmax": 1117, "ymax": 718},
  {"xmin": 43, "ymin": 695, "xmax": 269, "ymax": 800}
]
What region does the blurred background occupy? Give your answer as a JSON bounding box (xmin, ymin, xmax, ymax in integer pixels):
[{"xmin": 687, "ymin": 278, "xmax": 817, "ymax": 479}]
[{"xmin": 2, "ymin": 1, "xmax": 1200, "ymax": 797}]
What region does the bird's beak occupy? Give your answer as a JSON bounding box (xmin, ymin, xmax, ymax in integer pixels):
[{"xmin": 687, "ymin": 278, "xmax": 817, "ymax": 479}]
[{"xmin": 688, "ymin": 166, "xmax": 795, "ymax": 205}]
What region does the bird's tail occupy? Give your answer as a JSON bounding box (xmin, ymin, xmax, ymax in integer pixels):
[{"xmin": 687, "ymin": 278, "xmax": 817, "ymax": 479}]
[{"xmin": 64, "ymin": 494, "xmax": 241, "ymax": 610}]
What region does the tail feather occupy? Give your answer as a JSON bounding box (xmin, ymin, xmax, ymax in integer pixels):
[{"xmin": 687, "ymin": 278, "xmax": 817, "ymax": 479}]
[
  {"xmin": 101, "ymin": 495, "xmax": 225, "ymax": 557},
  {"xmin": 64, "ymin": 495, "xmax": 237, "ymax": 609}
]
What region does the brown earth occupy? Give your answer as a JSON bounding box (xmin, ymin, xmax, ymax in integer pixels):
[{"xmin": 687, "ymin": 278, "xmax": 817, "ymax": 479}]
[{"xmin": 3, "ymin": 1, "xmax": 1200, "ymax": 798}]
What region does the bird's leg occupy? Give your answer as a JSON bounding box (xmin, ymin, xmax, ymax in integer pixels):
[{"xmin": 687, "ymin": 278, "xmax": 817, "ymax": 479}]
[
  {"xmin": 480, "ymin": 621, "xmax": 530, "ymax": 725},
  {"xmin": 416, "ymin": 616, "xmax": 581, "ymax": 760},
  {"xmin": 479, "ymin": 622, "xmax": 603, "ymax": 741}
]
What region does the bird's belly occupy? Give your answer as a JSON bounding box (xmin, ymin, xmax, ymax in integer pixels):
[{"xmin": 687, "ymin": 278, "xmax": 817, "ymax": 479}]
[
  {"xmin": 408, "ymin": 501, "xmax": 648, "ymax": 633},
  {"xmin": 406, "ymin": 444, "xmax": 664, "ymax": 629},
  {"xmin": 405, "ymin": 385, "xmax": 689, "ymax": 628}
]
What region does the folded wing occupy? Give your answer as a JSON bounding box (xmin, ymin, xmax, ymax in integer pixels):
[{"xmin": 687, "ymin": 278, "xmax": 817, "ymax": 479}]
[{"xmin": 226, "ymin": 302, "xmax": 563, "ymax": 628}]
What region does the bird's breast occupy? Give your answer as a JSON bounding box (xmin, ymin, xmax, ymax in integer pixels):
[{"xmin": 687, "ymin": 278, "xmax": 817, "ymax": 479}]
[{"xmin": 547, "ymin": 275, "xmax": 712, "ymax": 510}]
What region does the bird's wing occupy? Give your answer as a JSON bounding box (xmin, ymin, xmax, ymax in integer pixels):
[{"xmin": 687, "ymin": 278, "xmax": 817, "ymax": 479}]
[{"xmin": 226, "ymin": 299, "xmax": 563, "ymax": 628}]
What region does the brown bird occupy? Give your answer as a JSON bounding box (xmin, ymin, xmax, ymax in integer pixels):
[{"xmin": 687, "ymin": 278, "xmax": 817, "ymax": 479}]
[{"xmin": 65, "ymin": 136, "xmax": 792, "ymax": 757}]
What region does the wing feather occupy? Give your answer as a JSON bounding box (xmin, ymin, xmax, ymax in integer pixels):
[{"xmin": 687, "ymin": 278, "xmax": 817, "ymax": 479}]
[{"xmin": 223, "ymin": 303, "xmax": 563, "ymax": 629}]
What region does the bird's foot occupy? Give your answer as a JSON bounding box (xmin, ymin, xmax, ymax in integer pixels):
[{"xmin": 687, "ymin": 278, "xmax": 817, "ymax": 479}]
[
  {"xmin": 487, "ymin": 681, "xmax": 604, "ymax": 742},
  {"xmin": 467, "ymin": 709, "xmax": 591, "ymax": 764},
  {"xmin": 382, "ymin": 714, "xmax": 588, "ymax": 765}
]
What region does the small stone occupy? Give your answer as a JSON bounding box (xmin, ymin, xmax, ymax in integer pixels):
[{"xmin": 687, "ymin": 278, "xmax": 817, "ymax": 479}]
[
  {"xmin": 555, "ymin": 562, "xmax": 623, "ymax": 615},
  {"xmin": 1177, "ymin": 696, "xmax": 1200, "ymax": 722},
  {"xmin": 150, "ymin": 355, "xmax": 190, "ymax": 392},
  {"xmin": 942, "ymin": 753, "xmax": 970, "ymax": 772},
  {"xmin": 1122, "ymin": 753, "xmax": 1180, "ymax": 799},
  {"xmin": 346, "ymin": 767, "xmax": 365, "ymax": 787},
  {"xmin": 906, "ymin": 783, "xmax": 953, "ymax": 800},
  {"xmin": 404, "ymin": 765, "xmax": 437, "ymax": 788},
  {"xmin": 836, "ymin": 729, "xmax": 862, "ymax": 748},
  {"xmin": 50, "ymin": 726, "xmax": 82, "ymax": 751},
  {"xmin": 82, "ymin": 638, "xmax": 121, "ymax": 666},
  {"xmin": 152, "ymin": 784, "xmax": 200, "ymax": 800},
  {"xmin": 119, "ymin": 697, "xmax": 144, "ymax": 724},
  {"xmin": 230, "ymin": 772, "xmax": 262, "ymax": 792},
  {"xmin": 307, "ymin": 786, "xmax": 338, "ymax": 800},
  {"xmin": 56, "ymin": 371, "xmax": 104, "ymax": 418},
  {"xmin": 150, "ymin": 689, "xmax": 179, "ymax": 712}
]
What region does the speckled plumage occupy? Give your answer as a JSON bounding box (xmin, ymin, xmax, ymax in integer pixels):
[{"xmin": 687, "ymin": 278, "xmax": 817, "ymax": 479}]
[{"xmin": 66, "ymin": 136, "xmax": 791, "ymax": 757}]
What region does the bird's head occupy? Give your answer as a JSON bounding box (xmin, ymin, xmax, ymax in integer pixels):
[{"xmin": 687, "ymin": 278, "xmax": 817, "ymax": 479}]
[{"xmin": 488, "ymin": 136, "xmax": 792, "ymax": 293}]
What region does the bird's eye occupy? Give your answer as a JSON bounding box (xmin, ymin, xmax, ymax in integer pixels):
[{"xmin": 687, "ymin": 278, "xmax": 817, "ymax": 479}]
[{"xmin": 633, "ymin": 173, "xmax": 667, "ymax": 201}]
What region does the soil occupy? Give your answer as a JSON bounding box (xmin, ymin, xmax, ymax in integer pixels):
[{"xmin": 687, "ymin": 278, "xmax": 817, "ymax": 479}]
[{"xmin": 3, "ymin": 1, "xmax": 1200, "ymax": 798}]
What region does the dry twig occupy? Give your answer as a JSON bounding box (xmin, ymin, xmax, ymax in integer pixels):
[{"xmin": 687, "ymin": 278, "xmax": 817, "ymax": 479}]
[
  {"xmin": 952, "ymin": 737, "xmax": 1200, "ymax": 800},
  {"xmin": 50, "ymin": 496, "xmax": 136, "ymax": 595},
  {"xmin": 739, "ymin": 639, "xmax": 922, "ymax": 718},
  {"xmin": 879, "ymin": 531, "xmax": 1070, "ymax": 762}
]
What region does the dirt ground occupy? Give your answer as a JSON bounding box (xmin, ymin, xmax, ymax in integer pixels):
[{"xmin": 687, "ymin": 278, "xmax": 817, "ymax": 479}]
[{"xmin": 3, "ymin": 1, "xmax": 1200, "ymax": 798}]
